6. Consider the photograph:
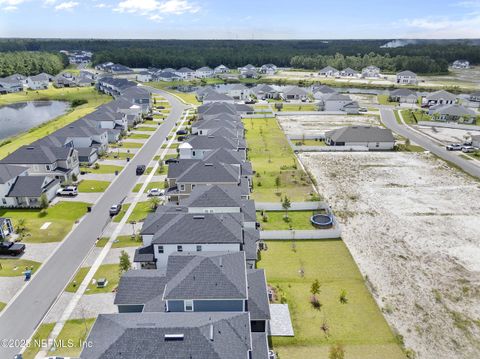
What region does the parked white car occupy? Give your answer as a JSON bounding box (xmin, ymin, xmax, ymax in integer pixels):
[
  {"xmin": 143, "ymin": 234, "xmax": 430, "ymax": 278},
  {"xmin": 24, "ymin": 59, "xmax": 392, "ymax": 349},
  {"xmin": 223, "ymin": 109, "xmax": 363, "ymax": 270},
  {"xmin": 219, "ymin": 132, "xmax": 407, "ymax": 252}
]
[
  {"xmin": 57, "ymin": 186, "xmax": 78, "ymax": 197},
  {"xmin": 461, "ymin": 146, "xmax": 475, "ymax": 153},
  {"xmin": 148, "ymin": 188, "xmax": 165, "ymax": 197}
]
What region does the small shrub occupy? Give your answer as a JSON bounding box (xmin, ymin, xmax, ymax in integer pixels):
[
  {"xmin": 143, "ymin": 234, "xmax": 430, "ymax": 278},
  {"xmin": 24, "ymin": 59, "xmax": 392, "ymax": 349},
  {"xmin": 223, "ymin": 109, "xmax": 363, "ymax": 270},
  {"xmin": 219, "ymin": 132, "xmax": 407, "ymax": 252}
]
[
  {"xmin": 329, "ymin": 344, "xmax": 345, "ymax": 359},
  {"xmin": 310, "ymin": 295, "xmax": 321, "ymax": 309},
  {"xmin": 339, "ymin": 289, "xmax": 348, "ymax": 304},
  {"xmin": 71, "ymin": 99, "xmax": 88, "ymax": 107}
]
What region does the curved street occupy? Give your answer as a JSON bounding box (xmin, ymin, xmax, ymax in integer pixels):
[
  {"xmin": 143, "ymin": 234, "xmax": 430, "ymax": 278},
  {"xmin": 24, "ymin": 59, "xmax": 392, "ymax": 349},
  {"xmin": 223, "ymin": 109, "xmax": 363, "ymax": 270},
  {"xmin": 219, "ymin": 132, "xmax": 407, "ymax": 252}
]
[{"xmin": 0, "ymin": 87, "xmax": 188, "ymax": 358}]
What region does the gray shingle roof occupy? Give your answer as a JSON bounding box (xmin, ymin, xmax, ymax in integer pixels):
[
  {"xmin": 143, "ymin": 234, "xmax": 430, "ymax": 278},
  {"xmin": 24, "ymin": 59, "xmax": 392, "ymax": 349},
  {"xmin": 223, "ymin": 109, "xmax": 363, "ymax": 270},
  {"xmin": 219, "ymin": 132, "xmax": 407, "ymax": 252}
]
[
  {"xmin": 247, "ymin": 269, "xmax": 271, "ymax": 320},
  {"xmin": 164, "ymin": 251, "xmax": 247, "ymax": 300},
  {"xmin": 186, "ymin": 135, "xmax": 244, "ymax": 151},
  {"xmin": 82, "ymin": 312, "xmax": 252, "ymax": 359},
  {"xmin": 142, "ymin": 212, "xmax": 244, "ymax": 245},
  {"xmin": 431, "ymin": 104, "xmax": 476, "ymax": 116},
  {"xmin": 1, "ymin": 145, "xmax": 73, "ymax": 164},
  {"xmin": 390, "ymin": 88, "xmax": 417, "ymax": 97},
  {"xmin": 0, "ymin": 164, "xmax": 27, "ymax": 184},
  {"xmin": 7, "ymin": 176, "xmax": 58, "ymax": 197},
  {"xmin": 426, "ymin": 90, "xmax": 457, "ymax": 101},
  {"xmin": 243, "ymin": 228, "xmax": 260, "ymax": 262},
  {"xmin": 183, "ymin": 184, "xmax": 243, "ymax": 208},
  {"xmin": 397, "ymin": 70, "xmax": 417, "ymax": 77},
  {"xmin": 326, "ymin": 126, "xmax": 395, "ymax": 143},
  {"xmin": 251, "ymin": 332, "xmax": 269, "ymax": 359},
  {"xmin": 203, "ymin": 91, "xmax": 234, "ymax": 102},
  {"xmin": 176, "ymin": 162, "xmax": 240, "ymax": 184}
]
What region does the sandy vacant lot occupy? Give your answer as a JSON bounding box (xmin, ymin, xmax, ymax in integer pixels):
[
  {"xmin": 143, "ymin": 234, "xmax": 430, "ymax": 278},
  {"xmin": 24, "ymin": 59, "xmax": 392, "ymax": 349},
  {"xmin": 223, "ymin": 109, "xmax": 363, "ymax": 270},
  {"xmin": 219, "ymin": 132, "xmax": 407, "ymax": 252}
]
[
  {"xmin": 278, "ymin": 114, "xmax": 381, "ymax": 137},
  {"xmin": 416, "ymin": 125, "xmax": 480, "ymax": 145},
  {"xmin": 300, "ymin": 151, "xmax": 480, "ymax": 359}
]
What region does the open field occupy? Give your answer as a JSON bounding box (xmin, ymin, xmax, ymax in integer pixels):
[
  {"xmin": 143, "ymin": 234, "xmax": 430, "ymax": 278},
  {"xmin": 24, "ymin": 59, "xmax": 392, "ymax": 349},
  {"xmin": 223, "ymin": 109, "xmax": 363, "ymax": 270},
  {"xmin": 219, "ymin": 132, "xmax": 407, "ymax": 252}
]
[
  {"xmin": 146, "ymin": 82, "xmax": 201, "ymax": 105},
  {"xmin": 258, "ymin": 240, "xmax": 405, "ymax": 359},
  {"xmin": 0, "ymin": 87, "xmax": 111, "ymax": 159},
  {"xmin": 300, "ymin": 151, "xmax": 480, "ymax": 359},
  {"xmin": 416, "ymin": 125, "xmax": 480, "ymax": 145},
  {"xmin": 275, "ymin": 103, "xmax": 318, "ymax": 112},
  {"xmin": 277, "ymin": 114, "xmax": 381, "ymax": 137},
  {"xmin": 243, "ymin": 117, "xmax": 315, "ymax": 202},
  {"xmin": 0, "ymin": 201, "xmax": 90, "ymax": 243}
]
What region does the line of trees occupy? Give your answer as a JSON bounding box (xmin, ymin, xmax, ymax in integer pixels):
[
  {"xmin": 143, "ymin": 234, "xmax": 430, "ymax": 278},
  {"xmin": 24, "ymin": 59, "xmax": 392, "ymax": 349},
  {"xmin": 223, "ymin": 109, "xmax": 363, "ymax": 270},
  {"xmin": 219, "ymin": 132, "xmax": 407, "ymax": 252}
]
[
  {"xmin": 290, "ymin": 52, "xmax": 449, "ymax": 74},
  {"xmin": 0, "ymin": 51, "xmax": 68, "ymax": 77}
]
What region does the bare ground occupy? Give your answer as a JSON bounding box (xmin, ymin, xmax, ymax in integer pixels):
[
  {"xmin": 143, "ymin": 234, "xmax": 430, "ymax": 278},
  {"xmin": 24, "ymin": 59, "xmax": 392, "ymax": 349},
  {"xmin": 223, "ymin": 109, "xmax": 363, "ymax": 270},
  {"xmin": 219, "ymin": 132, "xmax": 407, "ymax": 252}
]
[{"xmin": 300, "ymin": 151, "xmax": 480, "ymax": 359}]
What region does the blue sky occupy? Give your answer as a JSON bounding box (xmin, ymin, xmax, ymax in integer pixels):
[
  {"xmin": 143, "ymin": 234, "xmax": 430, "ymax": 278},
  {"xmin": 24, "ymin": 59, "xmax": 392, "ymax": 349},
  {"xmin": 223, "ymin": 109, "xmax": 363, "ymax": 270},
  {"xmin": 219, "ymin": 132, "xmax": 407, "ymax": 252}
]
[{"xmin": 0, "ymin": 0, "xmax": 480, "ymax": 39}]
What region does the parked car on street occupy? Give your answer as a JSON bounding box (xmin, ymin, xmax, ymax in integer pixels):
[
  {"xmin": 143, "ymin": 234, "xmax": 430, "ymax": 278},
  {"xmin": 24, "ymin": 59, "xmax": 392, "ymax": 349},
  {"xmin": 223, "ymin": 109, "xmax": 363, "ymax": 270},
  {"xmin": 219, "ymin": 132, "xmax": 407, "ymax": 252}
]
[
  {"xmin": 57, "ymin": 186, "xmax": 78, "ymax": 197},
  {"xmin": 0, "ymin": 241, "xmax": 25, "ymax": 256},
  {"xmin": 147, "ymin": 188, "xmax": 165, "ymax": 197},
  {"xmin": 136, "ymin": 165, "xmax": 146, "ymax": 175},
  {"xmin": 446, "ymin": 144, "xmax": 463, "ymax": 151},
  {"xmin": 109, "ymin": 204, "xmax": 122, "ymax": 216},
  {"xmin": 359, "ymin": 107, "xmax": 368, "ymax": 113},
  {"xmin": 176, "ymin": 129, "xmax": 188, "ymax": 135},
  {"xmin": 461, "ymin": 146, "xmax": 475, "ymax": 153}
]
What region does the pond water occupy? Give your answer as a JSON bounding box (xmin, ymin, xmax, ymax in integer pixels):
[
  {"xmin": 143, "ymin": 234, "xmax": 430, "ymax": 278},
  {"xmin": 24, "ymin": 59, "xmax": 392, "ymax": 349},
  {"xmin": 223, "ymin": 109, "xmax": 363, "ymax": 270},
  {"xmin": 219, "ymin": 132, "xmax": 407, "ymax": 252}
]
[{"xmin": 0, "ymin": 101, "xmax": 69, "ymax": 140}]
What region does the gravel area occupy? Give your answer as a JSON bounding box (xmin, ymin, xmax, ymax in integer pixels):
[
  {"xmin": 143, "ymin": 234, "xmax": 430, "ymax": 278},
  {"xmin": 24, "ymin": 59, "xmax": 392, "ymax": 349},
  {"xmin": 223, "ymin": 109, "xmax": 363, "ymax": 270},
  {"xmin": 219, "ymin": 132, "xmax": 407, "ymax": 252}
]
[{"xmin": 300, "ymin": 151, "xmax": 480, "ymax": 359}]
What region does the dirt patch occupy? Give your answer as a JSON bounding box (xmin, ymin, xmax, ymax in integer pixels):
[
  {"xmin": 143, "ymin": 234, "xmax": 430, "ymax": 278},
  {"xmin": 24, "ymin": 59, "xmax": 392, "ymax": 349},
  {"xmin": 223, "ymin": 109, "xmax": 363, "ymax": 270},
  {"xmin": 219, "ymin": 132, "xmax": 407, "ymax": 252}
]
[
  {"xmin": 416, "ymin": 125, "xmax": 480, "ymax": 145},
  {"xmin": 299, "ymin": 151, "xmax": 480, "ymax": 359},
  {"xmin": 278, "ymin": 114, "xmax": 381, "ymax": 137}
]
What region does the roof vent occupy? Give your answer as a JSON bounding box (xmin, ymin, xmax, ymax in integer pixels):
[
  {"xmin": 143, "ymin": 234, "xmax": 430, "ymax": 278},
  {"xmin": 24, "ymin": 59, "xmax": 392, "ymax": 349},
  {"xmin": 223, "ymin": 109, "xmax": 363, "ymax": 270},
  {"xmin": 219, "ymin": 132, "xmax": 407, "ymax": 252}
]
[
  {"xmin": 165, "ymin": 334, "xmax": 184, "ymax": 341},
  {"xmin": 204, "ymin": 163, "xmax": 213, "ymax": 166},
  {"xmin": 219, "ymin": 257, "xmax": 223, "ymax": 267},
  {"xmin": 207, "ymin": 135, "xmax": 215, "ymax": 138},
  {"xmin": 26, "ymin": 147, "xmax": 35, "ymax": 150},
  {"xmin": 193, "ymin": 215, "xmax": 205, "ymax": 219}
]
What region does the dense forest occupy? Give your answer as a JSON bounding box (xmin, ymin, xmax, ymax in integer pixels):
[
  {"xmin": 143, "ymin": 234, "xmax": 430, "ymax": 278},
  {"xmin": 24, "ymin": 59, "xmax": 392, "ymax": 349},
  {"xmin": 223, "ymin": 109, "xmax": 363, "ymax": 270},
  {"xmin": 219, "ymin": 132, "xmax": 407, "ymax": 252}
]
[
  {"xmin": 0, "ymin": 51, "xmax": 68, "ymax": 77},
  {"xmin": 0, "ymin": 39, "xmax": 479, "ymax": 75}
]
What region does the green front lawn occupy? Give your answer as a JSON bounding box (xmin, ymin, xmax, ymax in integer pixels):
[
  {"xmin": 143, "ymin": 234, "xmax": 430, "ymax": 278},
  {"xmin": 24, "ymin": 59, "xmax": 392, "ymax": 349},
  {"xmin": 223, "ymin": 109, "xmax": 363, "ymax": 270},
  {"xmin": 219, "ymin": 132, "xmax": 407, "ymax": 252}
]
[
  {"xmin": 82, "ymin": 164, "xmax": 124, "ymax": 174},
  {"xmin": 120, "ymin": 141, "xmax": 143, "ymax": 149},
  {"xmin": 0, "ymin": 301, "xmax": 6, "ymax": 312},
  {"xmin": 0, "ymin": 87, "xmax": 111, "ymax": 159},
  {"xmin": 23, "ymin": 323, "xmax": 55, "ymax": 359},
  {"xmin": 400, "ymin": 110, "xmax": 431, "ymax": 125},
  {"xmin": 95, "ymin": 235, "xmax": 142, "ymax": 248},
  {"xmin": 135, "ymin": 126, "xmax": 157, "ymax": 132},
  {"xmin": 48, "ymin": 318, "xmax": 95, "ymax": 357},
  {"xmin": 0, "ymin": 259, "xmax": 41, "ymax": 277},
  {"xmin": 243, "ymin": 117, "xmax": 315, "ymax": 202},
  {"xmin": 132, "ymin": 181, "xmax": 166, "ymax": 193},
  {"xmin": 377, "ymin": 94, "xmax": 396, "ymax": 105},
  {"xmin": 77, "ymin": 180, "xmax": 111, "ymax": 192},
  {"xmin": 293, "ymin": 139, "xmax": 326, "ymax": 147},
  {"xmin": 259, "ymin": 240, "xmax": 405, "ymax": 359},
  {"xmin": 113, "ymin": 201, "xmax": 156, "ymax": 223},
  {"xmin": 275, "ymin": 103, "xmax": 318, "ymax": 112},
  {"xmin": 0, "ymin": 201, "xmax": 90, "ymax": 243},
  {"xmin": 86, "ymin": 264, "xmax": 120, "ymax": 294},
  {"xmin": 103, "ymin": 151, "xmax": 132, "ymax": 160},
  {"xmin": 257, "ymin": 211, "xmax": 316, "ymax": 230},
  {"xmin": 65, "ymin": 267, "xmax": 90, "ymax": 293},
  {"xmin": 147, "ymin": 83, "xmax": 201, "ymax": 105},
  {"xmin": 128, "ymin": 133, "xmax": 151, "ymax": 139}
]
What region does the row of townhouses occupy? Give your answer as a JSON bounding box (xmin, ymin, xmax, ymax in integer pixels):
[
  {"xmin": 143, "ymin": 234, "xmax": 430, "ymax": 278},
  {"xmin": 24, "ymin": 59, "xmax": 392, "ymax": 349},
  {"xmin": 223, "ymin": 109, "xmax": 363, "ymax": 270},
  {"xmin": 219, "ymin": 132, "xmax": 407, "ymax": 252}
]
[
  {"xmin": 0, "ymin": 77, "xmax": 151, "ymax": 208},
  {"xmin": 81, "ymin": 98, "xmax": 273, "ymax": 358},
  {"xmin": 318, "ymin": 65, "xmax": 420, "ymax": 85}
]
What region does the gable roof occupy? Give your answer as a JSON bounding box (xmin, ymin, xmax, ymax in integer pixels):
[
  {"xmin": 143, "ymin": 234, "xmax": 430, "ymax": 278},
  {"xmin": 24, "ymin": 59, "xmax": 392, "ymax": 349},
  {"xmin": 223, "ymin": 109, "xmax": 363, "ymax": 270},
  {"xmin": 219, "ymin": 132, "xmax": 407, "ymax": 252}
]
[
  {"xmin": 176, "ymin": 161, "xmax": 240, "ymax": 184},
  {"xmin": 82, "ymin": 312, "xmax": 252, "ymax": 359},
  {"xmin": 426, "ymin": 90, "xmax": 457, "ymax": 101},
  {"xmin": 1, "ymin": 145, "xmax": 73, "ymax": 165},
  {"xmin": 390, "ymin": 88, "xmax": 417, "ymax": 97},
  {"xmin": 203, "ymin": 91, "xmax": 234, "ymax": 102},
  {"xmin": 7, "ymin": 176, "xmax": 58, "ymax": 197},
  {"xmin": 319, "ymin": 66, "xmax": 338, "ymax": 73},
  {"xmin": 0, "ymin": 164, "xmax": 27, "ymax": 184},
  {"xmin": 431, "ymin": 104, "xmax": 476, "ymax": 116},
  {"xmin": 247, "ymin": 269, "xmax": 271, "ymax": 320},
  {"xmin": 183, "ymin": 184, "xmax": 243, "ymax": 208},
  {"xmin": 163, "ymin": 251, "xmax": 247, "ymax": 300},
  {"xmin": 326, "ymin": 126, "xmax": 395, "ymax": 143},
  {"xmin": 141, "ymin": 212, "xmax": 244, "ymax": 245},
  {"xmin": 397, "ymin": 70, "xmax": 417, "ymax": 77}
]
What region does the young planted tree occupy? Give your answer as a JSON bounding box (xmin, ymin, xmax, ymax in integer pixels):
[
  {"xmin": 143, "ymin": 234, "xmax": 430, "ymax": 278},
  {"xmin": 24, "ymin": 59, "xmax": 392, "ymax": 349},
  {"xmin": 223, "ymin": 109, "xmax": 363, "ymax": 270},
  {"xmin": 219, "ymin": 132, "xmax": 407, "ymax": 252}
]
[
  {"xmin": 149, "ymin": 196, "xmax": 161, "ymax": 210},
  {"xmin": 119, "ymin": 250, "xmax": 131, "ymax": 274},
  {"xmin": 310, "ymin": 279, "xmax": 321, "ymax": 309},
  {"xmin": 339, "ymin": 289, "xmax": 348, "ymax": 304},
  {"xmin": 275, "ymin": 175, "xmax": 281, "ymax": 191},
  {"xmin": 282, "ymin": 196, "xmax": 291, "ymax": 220},
  {"xmin": 39, "ymin": 193, "xmax": 49, "ymax": 210},
  {"xmin": 16, "ymin": 218, "xmax": 29, "ymax": 240}
]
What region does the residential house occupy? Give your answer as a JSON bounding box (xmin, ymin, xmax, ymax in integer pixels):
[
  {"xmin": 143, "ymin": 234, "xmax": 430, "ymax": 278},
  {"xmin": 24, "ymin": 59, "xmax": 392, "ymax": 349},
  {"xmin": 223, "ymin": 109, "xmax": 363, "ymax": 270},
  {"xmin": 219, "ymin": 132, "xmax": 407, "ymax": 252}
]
[
  {"xmin": 6, "ymin": 175, "xmax": 60, "ymax": 208},
  {"xmin": 259, "ymin": 64, "xmax": 277, "ymax": 75},
  {"xmin": 361, "ymin": 66, "xmax": 381, "ymax": 78},
  {"xmin": 429, "ymin": 104, "xmax": 477, "ymax": 124},
  {"xmin": 96, "ymin": 77, "xmax": 137, "ymax": 97},
  {"xmin": 214, "ymin": 64, "xmax": 229, "ymax": 74},
  {"xmin": 339, "ymin": 67, "xmax": 359, "ymax": 77},
  {"xmin": 251, "ymin": 84, "xmax": 280, "ymax": 100},
  {"xmin": 0, "ymin": 76, "xmax": 23, "ymax": 93},
  {"xmin": 325, "ymin": 126, "xmax": 395, "ymax": 150},
  {"xmin": 136, "ymin": 71, "xmax": 152, "ymax": 82},
  {"xmin": 312, "ymin": 85, "xmax": 336, "ymax": 100},
  {"xmin": 155, "ymin": 71, "xmax": 181, "ymax": 82},
  {"xmin": 318, "ymin": 93, "xmax": 359, "ymax": 113},
  {"xmin": 82, "ymin": 312, "xmax": 258, "ymax": 359},
  {"xmin": 27, "ymin": 73, "xmax": 51, "ymax": 90},
  {"xmin": 227, "ymin": 84, "xmax": 251, "ymax": 101},
  {"xmin": 239, "ymin": 70, "xmax": 258, "ymax": 79},
  {"xmin": 389, "ymin": 89, "xmax": 418, "ymax": 104},
  {"xmin": 452, "ymin": 60, "xmax": 470, "ymax": 69},
  {"xmin": 282, "ymin": 85, "xmax": 308, "ymax": 101},
  {"xmin": 239, "ymin": 64, "xmax": 256, "ymax": 74},
  {"xmin": 0, "ymin": 145, "xmax": 80, "ymax": 182},
  {"xmin": 318, "ymin": 66, "xmax": 339, "ymax": 77},
  {"xmin": 196, "ymin": 66, "xmax": 214, "ymax": 78},
  {"xmin": 422, "ymin": 90, "xmax": 457, "ymax": 107},
  {"xmin": 178, "ymin": 135, "xmax": 246, "ymax": 160},
  {"xmin": 192, "ymin": 118, "xmax": 245, "ymax": 137},
  {"xmin": 396, "ymin": 70, "xmax": 418, "ymax": 85},
  {"xmin": 0, "ymin": 164, "xmax": 29, "ymax": 207},
  {"xmin": 202, "ymin": 90, "xmax": 235, "ymax": 104},
  {"xmin": 175, "ymin": 67, "xmax": 196, "ymax": 80}
]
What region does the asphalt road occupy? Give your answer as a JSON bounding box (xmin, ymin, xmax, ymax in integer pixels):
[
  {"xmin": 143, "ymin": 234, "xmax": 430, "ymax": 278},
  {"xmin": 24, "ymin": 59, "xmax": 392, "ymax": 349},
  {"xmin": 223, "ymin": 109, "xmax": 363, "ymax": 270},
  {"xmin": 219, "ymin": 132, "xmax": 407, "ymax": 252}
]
[
  {"xmin": 380, "ymin": 107, "xmax": 480, "ymax": 179},
  {"xmin": 0, "ymin": 87, "xmax": 187, "ymax": 358}
]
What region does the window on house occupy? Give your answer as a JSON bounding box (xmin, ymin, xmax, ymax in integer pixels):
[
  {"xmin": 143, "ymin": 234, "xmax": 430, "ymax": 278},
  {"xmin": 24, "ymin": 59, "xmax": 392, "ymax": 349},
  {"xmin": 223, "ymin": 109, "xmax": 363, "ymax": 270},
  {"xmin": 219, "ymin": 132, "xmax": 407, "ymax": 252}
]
[
  {"xmin": 196, "ymin": 245, "xmax": 202, "ymax": 252},
  {"xmin": 180, "ymin": 184, "xmax": 185, "ymax": 191},
  {"xmin": 192, "ymin": 151, "xmax": 196, "ymax": 156},
  {"xmin": 2, "ymin": 198, "xmax": 6, "ymax": 205},
  {"xmin": 158, "ymin": 246, "xmax": 164, "ymax": 254},
  {"xmin": 177, "ymin": 245, "xmax": 183, "ymax": 252},
  {"xmin": 185, "ymin": 300, "xmax": 193, "ymax": 311}
]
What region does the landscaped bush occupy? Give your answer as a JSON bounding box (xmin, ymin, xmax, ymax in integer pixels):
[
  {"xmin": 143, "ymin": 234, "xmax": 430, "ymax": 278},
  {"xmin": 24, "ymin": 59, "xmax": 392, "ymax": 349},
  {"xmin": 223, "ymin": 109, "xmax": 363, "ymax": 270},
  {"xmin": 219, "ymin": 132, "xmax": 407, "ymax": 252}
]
[{"xmin": 71, "ymin": 99, "xmax": 88, "ymax": 107}]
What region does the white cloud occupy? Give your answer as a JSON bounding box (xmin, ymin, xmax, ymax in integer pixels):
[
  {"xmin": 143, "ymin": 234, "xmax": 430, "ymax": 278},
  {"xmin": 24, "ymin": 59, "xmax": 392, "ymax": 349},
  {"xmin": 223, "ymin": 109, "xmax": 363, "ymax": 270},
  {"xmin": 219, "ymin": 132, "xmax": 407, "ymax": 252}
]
[
  {"xmin": 43, "ymin": 0, "xmax": 57, "ymax": 4},
  {"xmin": 403, "ymin": 14, "xmax": 480, "ymax": 38},
  {"xmin": 94, "ymin": 2, "xmax": 110, "ymax": 8},
  {"xmin": 0, "ymin": 0, "xmax": 27, "ymax": 12},
  {"xmin": 54, "ymin": 1, "xmax": 78, "ymax": 10},
  {"xmin": 115, "ymin": 0, "xmax": 200, "ymax": 21}
]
